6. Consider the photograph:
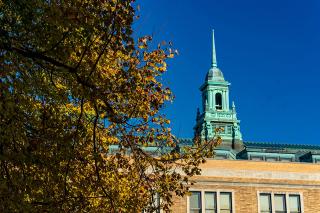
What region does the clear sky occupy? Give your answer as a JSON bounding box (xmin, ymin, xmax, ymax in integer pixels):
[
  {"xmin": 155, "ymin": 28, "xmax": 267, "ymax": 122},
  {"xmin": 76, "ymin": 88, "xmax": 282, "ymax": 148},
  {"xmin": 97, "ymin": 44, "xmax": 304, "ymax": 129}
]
[{"xmin": 133, "ymin": 0, "xmax": 320, "ymax": 145}]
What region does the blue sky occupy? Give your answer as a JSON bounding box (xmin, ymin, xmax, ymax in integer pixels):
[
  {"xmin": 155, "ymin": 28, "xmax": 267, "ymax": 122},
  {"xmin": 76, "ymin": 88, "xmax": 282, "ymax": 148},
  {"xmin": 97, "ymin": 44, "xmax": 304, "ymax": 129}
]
[{"xmin": 133, "ymin": 0, "xmax": 320, "ymax": 145}]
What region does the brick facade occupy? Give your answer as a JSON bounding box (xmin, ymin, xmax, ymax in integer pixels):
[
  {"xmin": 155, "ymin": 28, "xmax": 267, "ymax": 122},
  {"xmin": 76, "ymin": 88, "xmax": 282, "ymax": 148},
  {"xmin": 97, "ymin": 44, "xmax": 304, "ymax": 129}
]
[{"xmin": 171, "ymin": 159, "xmax": 320, "ymax": 213}]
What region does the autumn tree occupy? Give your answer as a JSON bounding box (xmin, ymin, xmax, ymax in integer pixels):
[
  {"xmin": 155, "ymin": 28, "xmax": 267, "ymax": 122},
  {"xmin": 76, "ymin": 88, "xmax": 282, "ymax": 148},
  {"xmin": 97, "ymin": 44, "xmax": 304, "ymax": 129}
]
[{"xmin": 0, "ymin": 0, "xmax": 219, "ymax": 212}]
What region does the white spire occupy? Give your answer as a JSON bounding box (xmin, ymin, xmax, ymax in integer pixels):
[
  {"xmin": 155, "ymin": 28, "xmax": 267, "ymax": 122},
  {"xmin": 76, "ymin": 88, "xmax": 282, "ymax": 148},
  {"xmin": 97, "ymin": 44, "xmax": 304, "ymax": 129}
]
[{"xmin": 211, "ymin": 29, "xmax": 217, "ymax": 68}]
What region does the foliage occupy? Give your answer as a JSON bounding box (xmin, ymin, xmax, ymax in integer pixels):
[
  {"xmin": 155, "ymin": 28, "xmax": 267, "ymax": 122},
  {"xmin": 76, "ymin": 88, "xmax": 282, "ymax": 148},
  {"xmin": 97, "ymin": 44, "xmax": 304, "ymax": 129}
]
[{"xmin": 0, "ymin": 0, "xmax": 220, "ymax": 212}]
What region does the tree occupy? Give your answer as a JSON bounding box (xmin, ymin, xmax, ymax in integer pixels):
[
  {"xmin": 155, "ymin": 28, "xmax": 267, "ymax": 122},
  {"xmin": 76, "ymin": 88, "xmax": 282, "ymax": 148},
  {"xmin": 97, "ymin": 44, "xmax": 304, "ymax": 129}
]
[{"xmin": 0, "ymin": 0, "xmax": 220, "ymax": 212}]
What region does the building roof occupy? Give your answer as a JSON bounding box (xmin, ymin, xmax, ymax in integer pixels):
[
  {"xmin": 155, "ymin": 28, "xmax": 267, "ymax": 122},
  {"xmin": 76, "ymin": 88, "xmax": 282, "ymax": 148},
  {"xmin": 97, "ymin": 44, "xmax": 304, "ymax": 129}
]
[
  {"xmin": 206, "ymin": 67, "xmax": 225, "ymax": 82},
  {"xmin": 178, "ymin": 138, "xmax": 320, "ymax": 151},
  {"xmin": 244, "ymin": 141, "xmax": 320, "ymax": 151},
  {"xmin": 176, "ymin": 138, "xmax": 320, "ymax": 163}
]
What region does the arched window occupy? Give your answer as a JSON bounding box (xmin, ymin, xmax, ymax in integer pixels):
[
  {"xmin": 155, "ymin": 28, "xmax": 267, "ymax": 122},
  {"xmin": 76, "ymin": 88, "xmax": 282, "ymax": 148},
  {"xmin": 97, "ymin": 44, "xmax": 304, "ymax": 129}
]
[{"xmin": 215, "ymin": 93, "xmax": 222, "ymax": 110}]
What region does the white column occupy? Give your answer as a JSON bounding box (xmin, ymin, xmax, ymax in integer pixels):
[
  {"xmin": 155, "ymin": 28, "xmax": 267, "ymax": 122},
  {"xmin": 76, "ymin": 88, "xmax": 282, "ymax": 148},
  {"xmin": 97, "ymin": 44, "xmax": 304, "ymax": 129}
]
[
  {"xmin": 213, "ymin": 91, "xmax": 216, "ymax": 109},
  {"xmin": 271, "ymin": 192, "xmax": 275, "ymax": 213},
  {"xmin": 223, "ymin": 90, "xmax": 227, "ymax": 110},
  {"xmin": 226, "ymin": 90, "xmax": 229, "ymax": 110},
  {"xmin": 220, "ymin": 91, "xmax": 223, "ymax": 110},
  {"xmin": 217, "ymin": 190, "xmax": 220, "ymax": 213},
  {"xmin": 208, "ymin": 90, "xmax": 212, "ymax": 109},
  {"xmin": 201, "ymin": 190, "xmax": 205, "ymax": 213},
  {"xmin": 285, "ymin": 193, "xmax": 290, "ymax": 213}
]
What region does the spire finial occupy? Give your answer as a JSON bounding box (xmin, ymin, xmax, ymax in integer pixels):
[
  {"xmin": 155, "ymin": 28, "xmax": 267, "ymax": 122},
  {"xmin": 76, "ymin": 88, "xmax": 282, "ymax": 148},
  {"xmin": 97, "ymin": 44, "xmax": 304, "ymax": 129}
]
[{"xmin": 211, "ymin": 29, "xmax": 217, "ymax": 68}]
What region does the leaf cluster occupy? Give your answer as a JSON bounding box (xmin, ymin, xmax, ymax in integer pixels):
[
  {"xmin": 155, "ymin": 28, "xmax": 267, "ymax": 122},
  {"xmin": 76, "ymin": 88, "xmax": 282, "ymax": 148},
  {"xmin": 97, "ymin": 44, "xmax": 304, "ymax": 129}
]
[{"xmin": 0, "ymin": 0, "xmax": 220, "ymax": 212}]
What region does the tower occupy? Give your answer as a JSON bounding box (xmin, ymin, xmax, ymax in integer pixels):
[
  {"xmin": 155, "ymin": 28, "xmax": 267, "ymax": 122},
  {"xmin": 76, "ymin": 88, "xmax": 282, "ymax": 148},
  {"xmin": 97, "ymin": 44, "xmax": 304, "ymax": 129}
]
[{"xmin": 194, "ymin": 30, "xmax": 243, "ymax": 150}]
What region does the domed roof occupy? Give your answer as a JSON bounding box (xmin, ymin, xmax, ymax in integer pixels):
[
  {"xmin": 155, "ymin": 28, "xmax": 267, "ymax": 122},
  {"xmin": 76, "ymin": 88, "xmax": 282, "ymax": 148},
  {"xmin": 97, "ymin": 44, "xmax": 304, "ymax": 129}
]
[{"xmin": 206, "ymin": 66, "xmax": 225, "ymax": 82}]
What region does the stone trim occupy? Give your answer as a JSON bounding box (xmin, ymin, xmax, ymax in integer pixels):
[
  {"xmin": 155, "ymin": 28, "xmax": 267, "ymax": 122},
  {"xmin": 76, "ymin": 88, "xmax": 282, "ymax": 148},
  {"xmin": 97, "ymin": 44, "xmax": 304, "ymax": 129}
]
[
  {"xmin": 200, "ymin": 168, "xmax": 320, "ymax": 181},
  {"xmin": 192, "ymin": 180, "xmax": 320, "ymax": 189}
]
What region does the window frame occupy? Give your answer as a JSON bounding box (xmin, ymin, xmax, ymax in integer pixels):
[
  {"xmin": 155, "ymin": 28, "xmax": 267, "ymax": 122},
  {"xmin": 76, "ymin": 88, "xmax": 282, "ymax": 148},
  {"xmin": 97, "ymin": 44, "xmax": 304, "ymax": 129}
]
[
  {"xmin": 259, "ymin": 193, "xmax": 272, "ymax": 213},
  {"xmin": 288, "ymin": 194, "xmax": 302, "ymax": 213},
  {"xmin": 219, "ymin": 192, "xmax": 233, "ymax": 213},
  {"xmin": 257, "ymin": 191, "xmax": 303, "ymax": 213},
  {"xmin": 274, "ymin": 194, "xmax": 286, "ymax": 213},
  {"xmin": 205, "ymin": 191, "xmax": 217, "ymax": 213},
  {"xmin": 187, "ymin": 189, "xmax": 235, "ymax": 213},
  {"xmin": 190, "ymin": 191, "xmax": 202, "ymax": 213}
]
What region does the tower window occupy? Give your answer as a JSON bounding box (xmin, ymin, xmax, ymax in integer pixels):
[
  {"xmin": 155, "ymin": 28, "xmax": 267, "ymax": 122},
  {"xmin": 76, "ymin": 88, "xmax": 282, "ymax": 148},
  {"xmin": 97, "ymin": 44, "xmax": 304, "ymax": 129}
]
[{"xmin": 215, "ymin": 93, "xmax": 222, "ymax": 110}]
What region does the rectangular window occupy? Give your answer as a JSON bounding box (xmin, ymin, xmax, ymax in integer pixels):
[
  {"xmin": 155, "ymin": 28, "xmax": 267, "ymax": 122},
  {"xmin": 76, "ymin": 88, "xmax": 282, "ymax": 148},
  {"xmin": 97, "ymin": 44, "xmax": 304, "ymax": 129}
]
[
  {"xmin": 205, "ymin": 192, "xmax": 217, "ymax": 213},
  {"xmin": 259, "ymin": 193, "xmax": 302, "ymax": 213},
  {"xmin": 220, "ymin": 192, "xmax": 232, "ymax": 213},
  {"xmin": 189, "ymin": 191, "xmax": 233, "ymax": 213},
  {"xmin": 266, "ymin": 157, "xmax": 278, "ymax": 162},
  {"xmin": 226, "ymin": 126, "xmax": 232, "ymax": 134},
  {"xmin": 280, "ymin": 158, "xmax": 292, "ymax": 162},
  {"xmin": 260, "ymin": 194, "xmax": 272, "ymax": 213},
  {"xmin": 251, "ymin": 156, "xmax": 263, "ymax": 161},
  {"xmin": 190, "ymin": 191, "xmax": 202, "ymax": 213},
  {"xmin": 289, "ymin": 195, "xmax": 301, "ymax": 213},
  {"xmin": 274, "ymin": 194, "xmax": 286, "ymax": 213},
  {"xmin": 142, "ymin": 192, "xmax": 160, "ymax": 213},
  {"xmin": 152, "ymin": 193, "xmax": 160, "ymax": 213}
]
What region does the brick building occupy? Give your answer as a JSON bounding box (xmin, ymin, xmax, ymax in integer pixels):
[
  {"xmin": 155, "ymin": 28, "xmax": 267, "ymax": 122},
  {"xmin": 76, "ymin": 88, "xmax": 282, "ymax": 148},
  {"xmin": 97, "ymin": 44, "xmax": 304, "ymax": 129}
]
[{"xmin": 170, "ymin": 31, "xmax": 320, "ymax": 213}]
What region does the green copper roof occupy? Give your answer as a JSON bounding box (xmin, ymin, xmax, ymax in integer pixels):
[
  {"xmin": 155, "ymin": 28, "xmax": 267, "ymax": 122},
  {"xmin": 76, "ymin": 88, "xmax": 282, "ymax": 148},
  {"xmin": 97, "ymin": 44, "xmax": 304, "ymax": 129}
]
[
  {"xmin": 177, "ymin": 138, "xmax": 320, "ymax": 152},
  {"xmin": 244, "ymin": 141, "xmax": 320, "ymax": 150},
  {"xmin": 206, "ymin": 67, "xmax": 225, "ymax": 82}
]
